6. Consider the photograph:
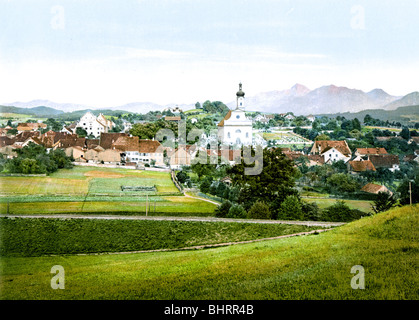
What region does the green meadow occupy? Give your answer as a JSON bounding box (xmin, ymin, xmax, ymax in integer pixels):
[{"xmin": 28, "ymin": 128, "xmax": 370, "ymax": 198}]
[
  {"xmin": 0, "ymin": 205, "xmax": 417, "ymax": 300},
  {"xmin": 0, "ymin": 166, "xmax": 216, "ymax": 215}
]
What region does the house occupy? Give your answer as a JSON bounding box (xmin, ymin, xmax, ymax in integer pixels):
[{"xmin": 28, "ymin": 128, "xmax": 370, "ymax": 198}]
[
  {"xmin": 348, "ymin": 160, "xmax": 376, "ymax": 174},
  {"xmin": 309, "ymin": 140, "xmax": 352, "ymax": 163},
  {"xmin": 218, "ymin": 83, "xmax": 253, "ymax": 146},
  {"xmin": 58, "ymin": 137, "xmax": 86, "ymax": 149},
  {"xmin": 361, "ymin": 183, "xmax": 392, "ymax": 196},
  {"xmin": 355, "ymin": 147, "xmax": 387, "ymax": 156},
  {"xmin": 13, "ymin": 132, "xmax": 42, "ymax": 147},
  {"xmin": 307, "ymin": 154, "xmax": 325, "ymax": 166},
  {"xmin": 138, "ymin": 139, "xmax": 165, "ymax": 166},
  {"xmin": 76, "ymin": 111, "xmax": 115, "ymax": 137},
  {"xmin": 165, "ymin": 116, "xmax": 181, "ymax": 122},
  {"xmin": 368, "ymin": 154, "xmax": 400, "ymax": 172},
  {"xmin": 17, "ymin": 122, "xmax": 47, "ymax": 133},
  {"xmin": 410, "ymin": 136, "xmax": 419, "ymax": 144},
  {"xmin": 111, "ymin": 136, "xmax": 140, "ymax": 163},
  {"xmin": 65, "ymin": 146, "xmax": 85, "ymax": 162},
  {"xmin": 169, "ymin": 144, "xmax": 197, "ymax": 169},
  {"xmin": 61, "ymin": 122, "xmax": 78, "ymax": 134},
  {"xmin": 306, "ymin": 115, "xmax": 316, "ymax": 122},
  {"xmin": 353, "ymin": 147, "xmax": 388, "ymax": 161},
  {"xmin": 282, "ymin": 151, "xmax": 306, "ymax": 162},
  {"xmin": 0, "ymin": 145, "xmax": 17, "ymax": 158},
  {"xmin": 121, "ymin": 120, "xmax": 132, "ymax": 133},
  {"xmin": 0, "ymin": 127, "xmax": 11, "ymax": 136},
  {"xmin": 99, "ymin": 132, "xmax": 128, "ymax": 149},
  {"xmin": 97, "ymin": 149, "xmax": 121, "ymax": 164}
]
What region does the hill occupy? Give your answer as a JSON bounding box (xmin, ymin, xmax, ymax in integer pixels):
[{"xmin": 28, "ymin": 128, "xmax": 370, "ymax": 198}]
[
  {"xmin": 0, "ymin": 105, "xmax": 64, "ymax": 117},
  {"xmin": 316, "ymin": 105, "xmax": 419, "ymax": 124},
  {"xmin": 383, "ymin": 92, "xmax": 419, "ymax": 110},
  {"xmin": 0, "ymin": 205, "xmax": 417, "ymax": 299}
]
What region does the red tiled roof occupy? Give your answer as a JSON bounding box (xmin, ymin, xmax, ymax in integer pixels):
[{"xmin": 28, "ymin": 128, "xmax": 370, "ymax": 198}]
[
  {"xmin": 369, "ymin": 154, "xmax": 399, "ymax": 168},
  {"xmin": 311, "ymin": 140, "xmax": 351, "ymax": 156},
  {"xmin": 139, "ymin": 139, "xmax": 163, "ymax": 153},
  {"xmin": 112, "ymin": 136, "xmax": 139, "ymax": 152},
  {"xmin": 99, "ymin": 133, "xmax": 128, "ymax": 149},
  {"xmin": 349, "ymin": 160, "xmax": 376, "ymax": 172},
  {"xmin": 356, "ymin": 147, "xmax": 387, "ymax": 155}
]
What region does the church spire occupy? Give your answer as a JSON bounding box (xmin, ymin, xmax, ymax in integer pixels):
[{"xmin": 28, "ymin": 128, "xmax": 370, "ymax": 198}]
[{"xmin": 236, "ymin": 82, "xmax": 245, "ymax": 110}]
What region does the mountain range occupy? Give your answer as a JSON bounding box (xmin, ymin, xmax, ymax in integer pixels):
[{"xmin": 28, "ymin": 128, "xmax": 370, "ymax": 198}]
[
  {"xmin": 227, "ymin": 84, "xmax": 418, "ymax": 115},
  {"xmin": 2, "ymin": 84, "xmax": 418, "ymax": 116}
]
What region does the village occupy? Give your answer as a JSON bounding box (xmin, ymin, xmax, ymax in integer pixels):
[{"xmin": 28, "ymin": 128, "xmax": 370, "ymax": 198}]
[{"xmin": 1, "ymin": 84, "xmax": 418, "ymax": 202}]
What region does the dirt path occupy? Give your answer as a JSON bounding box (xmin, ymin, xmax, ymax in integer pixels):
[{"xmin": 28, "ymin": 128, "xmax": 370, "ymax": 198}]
[
  {"xmin": 67, "ymin": 229, "xmax": 332, "ymax": 256},
  {"xmin": 2, "ymin": 214, "xmax": 345, "ymax": 227},
  {"xmin": 183, "ymin": 192, "xmax": 221, "ymax": 205}
]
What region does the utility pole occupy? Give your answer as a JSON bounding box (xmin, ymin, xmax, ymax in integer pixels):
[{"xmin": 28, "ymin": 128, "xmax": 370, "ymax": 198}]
[
  {"xmin": 146, "ymin": 195, "xmax": 148, "ymax": 216},
  {"xmin": 409, "ymin": 181, "xmax": 412, "ymax": 206}
]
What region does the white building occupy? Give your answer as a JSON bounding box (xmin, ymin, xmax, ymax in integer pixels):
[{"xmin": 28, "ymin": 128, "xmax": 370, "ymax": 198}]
[
  {"xmin": 76, "ymin": 111, "xmax": 115, "ymax": 137},
  {"xmin": 217, "ymin": 83, "xmax": 253, "ymax": 146},
  {"xmin": 310, "ymin": 140, "xmax": 352, "ymax": 163}
]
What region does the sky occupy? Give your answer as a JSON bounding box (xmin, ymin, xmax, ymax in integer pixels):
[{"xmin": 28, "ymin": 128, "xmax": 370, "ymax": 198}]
[{"xmin": 1, "ymin": 0, "xmax": 418, "ymax": 108}]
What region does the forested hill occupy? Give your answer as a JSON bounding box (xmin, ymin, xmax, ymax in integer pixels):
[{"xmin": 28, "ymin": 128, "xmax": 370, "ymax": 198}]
[{"xmin": 316, "ymin": 105, "xmax": 419, "ymax": 124}]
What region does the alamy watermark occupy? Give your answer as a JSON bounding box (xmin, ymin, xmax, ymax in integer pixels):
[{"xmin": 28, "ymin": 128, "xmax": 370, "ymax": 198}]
[
  {"xmin": 350, "ymin": 265, "xmax": 365, "ymax": 289},
  {"xmin": 154, "ymin": 120, "xmax": 264, "ymax": 176},
  {"xmin": 51, "ymin": 265, "xmax": 65, "ymax": 289}
]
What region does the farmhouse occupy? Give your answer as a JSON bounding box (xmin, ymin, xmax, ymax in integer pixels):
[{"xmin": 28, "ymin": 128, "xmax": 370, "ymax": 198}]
[
  {"xmin": 217, "ymin": 83, "xmax": 253, "ymax": 146},
  {"xmin": 17, "ymin": 122, "xmax": 47, "ymax": 133},
  {"xmin": 348, "ymin": 160, "xmax": 376, "ymax": 174},
  {"xmin": 361, "ymin": 183, "xmax": 393, "ymax": 196},
  {"xmin": 368, "ymin": 154, "xmax": 400, "ymax": 172},
  {"xmin": 138, "ymin": 139, "xmax": 165, "ymax": 166},
  {"xmin": 310, "ymin": 140, "xmax": 352, "ymax": 163},
  {"xmin": 355, "ymin": 147, "xmax": 387, "ymax": 156},
  {"xmin": 111, "ymin": 136, "xmax": 140, "ymax": 163}
]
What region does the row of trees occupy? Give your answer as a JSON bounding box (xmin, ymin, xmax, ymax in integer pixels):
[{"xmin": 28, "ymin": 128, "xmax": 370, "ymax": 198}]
[{"xmin": 2, "ymin": 142, "xmax": 73, "ymax": 174}]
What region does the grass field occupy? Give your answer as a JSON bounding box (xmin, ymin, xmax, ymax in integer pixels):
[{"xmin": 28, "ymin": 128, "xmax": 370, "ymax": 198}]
[
  {"xmin": 0, "ymin": 218, "xmax": 322, "ymax": 257},
  {"xmin": 0, "ymin": 166, "xmax": 216, "ymax": 215},
  {"xmin": 303, "ymin": 198, "xmax": 374, "ymax": 213},
  {"xmin": 0, "ymin": 205, "xmax": 417, "ymax": 300}
]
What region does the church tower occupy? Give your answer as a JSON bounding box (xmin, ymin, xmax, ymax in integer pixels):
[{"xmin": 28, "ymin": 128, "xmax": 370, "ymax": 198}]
[
  {"xmin": 236, "ymin": 82, "xmax": 245, "ymax": 110},
  {"xmin": 217, "ymin": 82, "xmax": 253, "ymax": 146}
]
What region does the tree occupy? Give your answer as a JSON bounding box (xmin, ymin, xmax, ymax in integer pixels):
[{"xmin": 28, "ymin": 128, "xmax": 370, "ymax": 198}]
[
  {"xmin": 227, "ymin": 147, "xmax": 299, "ymax": 218},
  {"xmin": 321, "ymin": 200, "xmax": 368, "ymax": 222},
  {"xmin": 214, "ymin": 200, "xmax": 232, "ymax": 218},
  {"xmin": 76, "ymin": 127, "xmax": 88, "ymax": 137},
  {"xmin": 277, "ymin": 195, "xmax": 303, "ymax": 220},
  {"xmin": 227, "ymin": 204, "xmax": 247, "ymax": 219},
  {"xmin": 195, "ymin": 102, "xmax": 202, "ymax": 109},
  {"xmin": 371, "ymin": 192, "xmax": 398, "ymax": 213},
  {"xmin": 400, "ymin": 126, "xmax": 411, "ymax": 140},
  {"xmin": 247, "ymin": 201, "xmax": 271, "ymax": 219},
  {"xmin": 199, "ymin": 176, "xmax": 213, "ymax": 194},
  {"xmin": 326, "ymin": 173, "xmax": 360, "ymax": 193}
]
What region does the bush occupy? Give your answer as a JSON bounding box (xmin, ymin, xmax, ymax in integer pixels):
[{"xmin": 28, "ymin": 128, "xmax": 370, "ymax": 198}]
[
  {"xmin": 301, "ymin": 201, "xmax": 321, "ymax": 221},
  {"xmin": 227, "ymin": 204, "xmax": 247, "ymax": 219},
  {"xmin": 247, "ymin": 201, "xmax": 271, "ymax": 219},
  {"xmin": 321, "ymin": 200, "xmax": 369, "ymax": 222},
  {"xmin": 278, "ymin": 195, "xmax": 303, "ymax": 220},
  {"xmin": 214, "ymin": 200, "xmax": 232, "ymax": 218}
]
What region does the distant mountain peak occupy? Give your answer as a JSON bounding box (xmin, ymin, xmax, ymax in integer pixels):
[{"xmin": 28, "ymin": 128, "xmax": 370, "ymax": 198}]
[{"xmin": 289, "ymin": 83, "xmax": 310, "ymax": 96}]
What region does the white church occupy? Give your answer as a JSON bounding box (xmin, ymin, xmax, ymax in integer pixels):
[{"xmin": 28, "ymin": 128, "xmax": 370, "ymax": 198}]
[{"xmin": 217, "ymin": 83, "xmax": 253, "ymax": 146}]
